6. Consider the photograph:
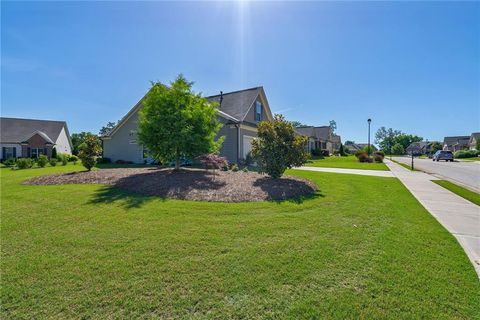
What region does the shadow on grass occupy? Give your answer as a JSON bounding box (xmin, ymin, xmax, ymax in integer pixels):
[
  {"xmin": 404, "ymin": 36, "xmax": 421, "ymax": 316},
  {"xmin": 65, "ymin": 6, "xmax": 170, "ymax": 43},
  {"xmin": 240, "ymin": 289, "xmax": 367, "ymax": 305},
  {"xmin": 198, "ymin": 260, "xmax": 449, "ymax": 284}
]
[
  {"xmin": 253, "ymin": 176, "xmax": 322, "ymax": 204},
  {"xmin": 88, "ymin": 185, "xmax": 157, "ymax": 209}
]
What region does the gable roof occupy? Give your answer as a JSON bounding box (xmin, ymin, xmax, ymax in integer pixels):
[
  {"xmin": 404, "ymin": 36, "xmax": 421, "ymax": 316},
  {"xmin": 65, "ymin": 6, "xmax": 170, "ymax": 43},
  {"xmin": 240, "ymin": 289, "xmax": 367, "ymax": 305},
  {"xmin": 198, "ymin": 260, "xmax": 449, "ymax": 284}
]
[
  {"xmin": 443, "ymin": 136, "xmax": 470, "ymax": 146},
  {"xmin": 104, "ymin": 86, "xmax": 271, "ymax": 138},
  {"xmin": 0, "ymin": 117, "xmax": 68, "ymax": 144},
  {"xmin": 295, "ymin": 126, "xmax": 332, "ymax": 140},
  {"xmin": 470, "ymin": 132, "xmax": 480, "ymax": 141}
]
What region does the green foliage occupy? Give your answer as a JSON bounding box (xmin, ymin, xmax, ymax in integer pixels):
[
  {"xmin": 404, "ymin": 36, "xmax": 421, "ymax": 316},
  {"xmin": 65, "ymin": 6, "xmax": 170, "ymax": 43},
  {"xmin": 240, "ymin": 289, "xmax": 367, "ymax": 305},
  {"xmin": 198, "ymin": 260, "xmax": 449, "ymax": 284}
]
[
  {"xmin": 37, "ymin": 155, "xmax": 48, "ymax": 168},
  {"xmin": 78, "ymin": 134, "xmax": 102, "ymax": 171},
  {"xmin": 16, "ymin": 158, "xmax": 33, "ymax": 169},
  {"xmin": 51, "ymin": 147, "xmax": 57, "ymax": 159},
  {"xmin": 137, "ymin": 75, "xmax": 223, "ymax": 170},
  {"xmin": 68, "ymin": 155, "xmax": 79, "ymax": 163},
  {"xmin": 49, "ymin": 158, "xmax": 58, "ymax": 167},
  {"xmin": 244, "ymin": 152, "xmax": 254, "ymax": 166},
  {"xmin": 476, "ymin": 138, "xmax": 480, "ymax": 151},
  {"xmin": 375, "ymin": 127, "xmax": 422, "ymax": 153},
  {"xmin": 230, "ymin": 164, "xmax": 239, "ymax": 172},
  {"xmin": 362, "ymin": 145, "xmax": 376, "ymax": 154},
  {"xmin": 338, "ymin": 144, "xmax": 347, "ymax": 156},
  {"xmin": 252, "ymin": 114, "xmax": 309, "ymax": 178},
  {"xmin": 4, "ymin": 158, "xmax": 16, "ymax": 166},
  {"xmin": 289, "ymin": 120, "xmax": 308, "ymax": 128},
  {"xmin": 329, "ymin": 120, "xmax": 337, "ymax": 133},
  {"xmin": 71, "ymin": 132, "xmax": 98, "ymax": 155},
  {"xmin": 454, "ymin": 149, "xmax": 479, "ymax": 159},
  {"xmin": 99, "ymin": 121, "xmax": 118, "ymax": 136},
  {"xmin": 430, "ymin": 142, "xmax": 442, "ymax": 153},
  {"xmin": 391, "ymin": 143, "xmax": 405, "ymax": 155}
]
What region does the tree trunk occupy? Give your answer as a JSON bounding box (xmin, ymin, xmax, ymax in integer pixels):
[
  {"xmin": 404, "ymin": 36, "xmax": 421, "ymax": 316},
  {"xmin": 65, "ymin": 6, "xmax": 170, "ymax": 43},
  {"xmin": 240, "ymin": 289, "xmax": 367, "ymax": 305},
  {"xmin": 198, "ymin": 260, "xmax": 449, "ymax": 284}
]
[{"xmin": 175, "ymin": 154, "xmax": 180, "ymax": 170}]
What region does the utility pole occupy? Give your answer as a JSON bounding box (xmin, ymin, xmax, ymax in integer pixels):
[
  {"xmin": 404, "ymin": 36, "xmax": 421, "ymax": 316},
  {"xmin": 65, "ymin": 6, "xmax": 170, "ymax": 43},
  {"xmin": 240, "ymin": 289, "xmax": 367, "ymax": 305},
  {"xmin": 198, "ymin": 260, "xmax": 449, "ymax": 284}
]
[{"xmin": 367, "ymin": 118, "xmax": 372, "ymax": 156}]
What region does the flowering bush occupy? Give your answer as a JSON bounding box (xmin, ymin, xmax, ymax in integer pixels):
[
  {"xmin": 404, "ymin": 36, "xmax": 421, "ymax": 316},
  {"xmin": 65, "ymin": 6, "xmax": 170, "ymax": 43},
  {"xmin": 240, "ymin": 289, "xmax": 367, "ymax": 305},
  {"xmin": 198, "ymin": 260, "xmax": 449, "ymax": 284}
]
[{"xmin": 199, "ymin": 154, "xmax": 227, "ymax": 172}]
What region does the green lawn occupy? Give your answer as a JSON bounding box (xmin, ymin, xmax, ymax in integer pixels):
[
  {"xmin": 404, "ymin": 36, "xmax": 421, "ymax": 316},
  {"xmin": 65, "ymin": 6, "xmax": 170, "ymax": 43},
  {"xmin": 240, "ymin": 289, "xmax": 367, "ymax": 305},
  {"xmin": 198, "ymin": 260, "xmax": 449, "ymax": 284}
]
[
  {"xmin": 306, "ymin": 155, "xmax": 389, "ymax": 171},
  {"xmin": 1, "ymin": 164, "xmax": 479, "ymax": 318},
  {"xmin": 391, "ymin": 159, "xmax": 418, "ymax": 171},
  {"xmin": 433, "ymin": 180, "xmax": 480, "ymax": 206}
]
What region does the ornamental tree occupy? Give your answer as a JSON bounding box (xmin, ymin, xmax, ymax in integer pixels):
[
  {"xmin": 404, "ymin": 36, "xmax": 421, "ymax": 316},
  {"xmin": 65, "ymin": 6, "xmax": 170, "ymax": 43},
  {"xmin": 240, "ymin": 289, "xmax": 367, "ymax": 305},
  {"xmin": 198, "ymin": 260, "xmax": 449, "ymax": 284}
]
[
  {"xmin": 78, "ymin": 133, "xmax": 102, "ymax": 171},
  {"xmin": 137, "ymin": 75, "xmax": 223, "ymax": 170},
  {"xmin": 252, "ymin": 114, "xmax": 309, "ymax": 179}
]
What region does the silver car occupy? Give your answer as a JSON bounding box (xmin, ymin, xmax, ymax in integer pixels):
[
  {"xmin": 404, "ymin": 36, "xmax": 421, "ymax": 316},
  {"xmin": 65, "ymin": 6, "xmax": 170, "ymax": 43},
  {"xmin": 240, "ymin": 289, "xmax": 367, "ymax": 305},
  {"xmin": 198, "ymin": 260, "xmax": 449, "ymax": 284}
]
[{"xmin": 433, "ymin": 150, "xmax": 454, "ymax": 162}]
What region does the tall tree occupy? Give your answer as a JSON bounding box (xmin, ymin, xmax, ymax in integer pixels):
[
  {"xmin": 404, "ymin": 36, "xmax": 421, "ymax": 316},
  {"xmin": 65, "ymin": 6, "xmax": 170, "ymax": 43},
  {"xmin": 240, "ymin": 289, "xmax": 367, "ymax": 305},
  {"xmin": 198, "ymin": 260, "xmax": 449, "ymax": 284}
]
[
  {"xmin": 252, "ymin": 114, "xmax": 309, "ymax": 178},
  {"xmin": 289, "ymin": 120, "xmax": 308, "ymax": 128},
  {"xmin": 99, "ymin": 121, "xmax": 118, "ymax": 136},
  {"xmin": 375, "ymin": 127, "xmax": 402, "ymax": 153},
  {"xmin": 430, "ymin": 141, "xmax": 442, "ymax": 153},
  {"xmin": 329, "ymin": 120, "xmax": 337, "ymax": 133},
  {"xmin": 137, "ymin": 75, "xmax": 223, "ymax": 170},
  {"xmin": 395, "ymin": 134, "xmax": 423, "ymax": 150}
]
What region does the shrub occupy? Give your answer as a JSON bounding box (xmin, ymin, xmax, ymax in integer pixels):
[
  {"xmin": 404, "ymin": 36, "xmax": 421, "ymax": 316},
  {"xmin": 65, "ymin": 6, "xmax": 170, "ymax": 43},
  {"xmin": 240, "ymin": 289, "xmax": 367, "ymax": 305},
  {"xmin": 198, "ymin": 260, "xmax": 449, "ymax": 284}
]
[
  {"xmin": 221, "ymin": 163, "xmax": 229, "ymax": 171},
  {"xmin": 49, "ymin": 158, "xmax": 58, "ymax": 166},
  {"xmin": 199, "ymin": 154, "xmax": 227, "ymax": 172},
  {"xmin": 454, "ymin": 149, "xmax": 479, "ymax": 159},
  {"xmin": 311, "ymin": 148, "xmax": 322, "ymax": 157},
  {"xmin": 115, "ymin": 159, "xmax": 133, "ymax": 164},
  {"xmin": 339, "ymin": 144, "xmax": 347, "ymax": 156},
  {"xmin": 357, "ymin": 153, "xmax": 373, "ymax": 163},
  {"xmin": 321, "ymin": 150, "xmax": 330, "ymax": 157},
  {"xmin": 69, "ymin": 155, "xmax": 79, "ymax": 164},
  {"xmin": 37, "ymin": 155, "xmax": 48, "ymax": 167},
  {"xmin": 374, "ymin": 151, "xmax": 385, "ymax": 158},
  {"xmin": 78, "ymin": 134, "xmax": 102, "ymax": 171},
  {"xmin": 62, "ymin": 156, "xmax": 68, "ymax": 166},
  {"xmin": 244, "ymin": 152, "xmax": 254, "ymax": 166},
  {"xmin": 96, "ymin": 157, "xmax": 111, "ymax": 164},
  {"xmin": 252, "ymin": 115, "xmax": 309, "ymax": 178},
  {"xmin": 355, "ymin": 151, "xmax": 367, "ymax": 159},
  {"xmin": 230, "ymin": 164, "xmax": 239, "ymax": 172},
  {"xmin": 51, "ymin": 147, "xmax": 57, "ymax": 159},
  {"xmin": 4, "ymin": 158, "xmax": 16, "ymax": 166},
  {"xmin": 16, "ymin": 158, "xmax": 33, "ymax": 169},
  {"xmin": 374, "ymin": 154, "xmax": 384, "ymax": 163}
]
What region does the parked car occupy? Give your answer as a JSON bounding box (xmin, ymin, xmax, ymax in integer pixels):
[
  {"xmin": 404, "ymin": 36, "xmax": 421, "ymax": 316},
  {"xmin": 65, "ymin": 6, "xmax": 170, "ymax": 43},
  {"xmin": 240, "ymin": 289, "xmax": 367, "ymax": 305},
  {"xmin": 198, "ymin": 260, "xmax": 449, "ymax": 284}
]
[{"xmin": 432, "ymin": 150, "xmax": 454, "ymax": 162}]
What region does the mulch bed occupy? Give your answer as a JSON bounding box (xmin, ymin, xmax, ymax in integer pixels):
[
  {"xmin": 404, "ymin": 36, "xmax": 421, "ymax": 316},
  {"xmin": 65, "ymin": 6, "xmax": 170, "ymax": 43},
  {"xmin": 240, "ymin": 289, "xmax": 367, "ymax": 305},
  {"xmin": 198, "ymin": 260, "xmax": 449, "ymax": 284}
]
[{"xmin": 24, "ymin": 168, "xmax": 317, "ymax": 202}]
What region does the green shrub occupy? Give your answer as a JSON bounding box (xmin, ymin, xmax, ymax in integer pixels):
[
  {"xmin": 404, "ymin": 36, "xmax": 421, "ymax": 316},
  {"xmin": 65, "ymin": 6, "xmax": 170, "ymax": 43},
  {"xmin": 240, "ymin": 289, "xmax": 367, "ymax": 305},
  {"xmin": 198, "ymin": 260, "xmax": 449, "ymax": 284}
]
[
  {"xmin": 96, "ymin": 157, "xmax": 111, "ymax": 164},
  {"xmin": 16, "ymin": 158, "xmax": 33, "ymax": 169},
  {"xmin": 242, "ymin": 167, "xmax": 249, "ymax": 172},
  {"xmin": 244, "ymin": 152, "xmax": 254, "ymax": 166},
  {"xmin": 51, "ymin": 147, "xmax": 57, "ymax": 159},
  {"xmin": 3, "ymin": 158, "xmax": 16, "ymax": 166},
  {"xmin": 230, "ymin": 164, "xmax": 239, "ymax": 172},
  {"xmin": 454, "ymin": 149, "xmax": 479, "ymax": 159},
  {"xmin": 311, "ymin": 148, "xmax": 322, "ymax": 157},
  {"xmin": 37, "ymin": 155, "xmax": 48, "ymax": 168},
  {"xmin": 69, "ymin": 155, "xmax": 79, "ymax": 164},
  {"xmin": 62, "ymin": 156, "xmax": 68, "ymax": 165},
  {"xmin": 374, "ymin": 154, "xmax": 384, "ymax": 163},
  {"xmin": 338, "ymin": 144, "xmax": 347, "ymax": 156},
  {"xmin": 221, "ymin": 163, "xmax": 229, "ymax": 171},
  {"xmin": 78, "ymin": 134, "xmax": 102, "ymax": 171},
  {"xmin": 49, "ymin": 158, "xmax": 58, "ymax": 167},
  {"xmin": 355, "ymin": 151, "xmax": 367, "ymax": 159},
  {"xmin": 391, "ymin": 143, "xmax": 405, "ymax": 155}
]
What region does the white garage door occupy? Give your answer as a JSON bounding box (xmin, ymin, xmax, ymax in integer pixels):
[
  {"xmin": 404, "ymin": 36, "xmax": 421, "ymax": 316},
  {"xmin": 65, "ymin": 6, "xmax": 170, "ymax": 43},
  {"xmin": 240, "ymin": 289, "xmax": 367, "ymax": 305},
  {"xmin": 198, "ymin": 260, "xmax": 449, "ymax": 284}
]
[{"xmin": 243, "ymin": 135, "xmax": 255, "ymax": 158}]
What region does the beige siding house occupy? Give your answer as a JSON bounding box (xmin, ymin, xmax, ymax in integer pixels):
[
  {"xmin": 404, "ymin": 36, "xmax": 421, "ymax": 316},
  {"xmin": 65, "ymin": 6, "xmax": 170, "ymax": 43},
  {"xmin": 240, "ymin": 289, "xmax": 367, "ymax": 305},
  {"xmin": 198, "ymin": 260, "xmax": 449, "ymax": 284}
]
[
  {"xmin": 295, "ymin": 126, "xmax": 341, "ymax": 154},
  {"xmin": 101, "ymin": 87, "xmax": 273, "ymax": 164}
]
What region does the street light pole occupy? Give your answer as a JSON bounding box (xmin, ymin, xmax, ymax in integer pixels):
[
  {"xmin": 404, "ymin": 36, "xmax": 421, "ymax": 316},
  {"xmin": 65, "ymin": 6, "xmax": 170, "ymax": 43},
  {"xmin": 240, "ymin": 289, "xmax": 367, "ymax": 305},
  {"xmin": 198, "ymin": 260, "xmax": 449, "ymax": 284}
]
[{"xmin": 367, "ymin": 118, "xmax": 372, "ymax": 156}]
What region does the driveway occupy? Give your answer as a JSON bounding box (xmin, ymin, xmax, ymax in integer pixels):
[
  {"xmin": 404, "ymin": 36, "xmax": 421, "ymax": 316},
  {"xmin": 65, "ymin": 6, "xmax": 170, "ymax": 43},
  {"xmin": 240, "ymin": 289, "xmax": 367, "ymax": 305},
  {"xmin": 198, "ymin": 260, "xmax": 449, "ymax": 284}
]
[{"xmin": 392, "ymin": 156, "xmax": 480, "ymax": 192}]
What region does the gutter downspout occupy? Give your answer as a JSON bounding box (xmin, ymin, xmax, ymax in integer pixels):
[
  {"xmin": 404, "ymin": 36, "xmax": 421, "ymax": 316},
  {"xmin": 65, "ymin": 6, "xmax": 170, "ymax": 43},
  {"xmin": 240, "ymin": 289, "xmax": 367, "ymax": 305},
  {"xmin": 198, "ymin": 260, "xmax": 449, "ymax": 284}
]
[{"xmin": 237, "ymin": 124, "xmax": 241, "ymax": 163}]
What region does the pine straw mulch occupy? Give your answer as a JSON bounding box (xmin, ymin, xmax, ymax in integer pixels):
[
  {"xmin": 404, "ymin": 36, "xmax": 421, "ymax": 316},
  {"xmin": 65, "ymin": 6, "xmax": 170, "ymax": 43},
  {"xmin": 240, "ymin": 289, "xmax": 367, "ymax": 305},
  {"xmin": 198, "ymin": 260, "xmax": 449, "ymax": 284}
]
[{"xmin": 23, "ymin": 167, "xmax": 317, "ymax": 202}]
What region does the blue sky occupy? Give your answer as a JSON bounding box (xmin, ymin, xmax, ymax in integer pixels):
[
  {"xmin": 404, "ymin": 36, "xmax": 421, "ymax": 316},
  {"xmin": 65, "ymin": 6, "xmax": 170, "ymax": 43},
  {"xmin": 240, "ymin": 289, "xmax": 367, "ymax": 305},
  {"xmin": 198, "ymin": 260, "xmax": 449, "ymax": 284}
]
[{"xmin": 2, "ymin": 1, "xmax": 479, "ymax": 143}]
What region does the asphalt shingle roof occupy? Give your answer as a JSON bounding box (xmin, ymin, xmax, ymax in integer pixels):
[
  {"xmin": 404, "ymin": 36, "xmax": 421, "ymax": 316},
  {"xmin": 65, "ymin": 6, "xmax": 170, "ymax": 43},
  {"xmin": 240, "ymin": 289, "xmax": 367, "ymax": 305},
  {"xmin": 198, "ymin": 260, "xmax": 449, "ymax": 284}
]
[
  {"xmin": 0, "ymin": 117, "xmax": 67, "ymax": 143},
  {"xmin": 207, "ymin": 87, "xmax": 262, "ymax": 121}
]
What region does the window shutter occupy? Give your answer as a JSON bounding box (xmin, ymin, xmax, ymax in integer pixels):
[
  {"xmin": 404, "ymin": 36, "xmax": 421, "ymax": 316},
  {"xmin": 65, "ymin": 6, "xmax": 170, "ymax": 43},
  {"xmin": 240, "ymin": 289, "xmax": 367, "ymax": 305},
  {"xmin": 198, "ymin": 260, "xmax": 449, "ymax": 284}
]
[
  {"xmin": 13, "ymin": 147, "xmax": 16, "ymax": 158},
  {"xmin": 27, "ymin": 147, "xmax": 31, "ymax": 157},
  {"xmin": 2, "ymin": 147, "xmax": 5, "ymax": 159}
]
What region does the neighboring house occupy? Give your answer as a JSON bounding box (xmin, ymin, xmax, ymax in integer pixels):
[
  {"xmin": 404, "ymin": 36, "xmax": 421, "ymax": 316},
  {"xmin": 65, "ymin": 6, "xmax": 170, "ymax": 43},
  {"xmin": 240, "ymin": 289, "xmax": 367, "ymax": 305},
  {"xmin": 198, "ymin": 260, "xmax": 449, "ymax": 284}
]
[
  {"xmin": 101, "ymin": 87, "xmax": 273, "ymax": 164},
  {"xmin": 406, "ymin": 141, "xmax": 432, "ymax": 155},
  {"xmin": 344, "ymin": 142, "xmax": 362, "ymax": 153},
  {"xmin": 443, "ymin": 136, "xmax": 470, "ymax": 152},
  {"xmin": 0, "ymin": 117, "xmax": 72, "ymax": 160},
  {"xmin": 295, "ymin": 126, "xmax": 340, "ymax": 154},
  {"xmin": 468, "ymin": 132, "xmax": 480, "ymax": 150}
]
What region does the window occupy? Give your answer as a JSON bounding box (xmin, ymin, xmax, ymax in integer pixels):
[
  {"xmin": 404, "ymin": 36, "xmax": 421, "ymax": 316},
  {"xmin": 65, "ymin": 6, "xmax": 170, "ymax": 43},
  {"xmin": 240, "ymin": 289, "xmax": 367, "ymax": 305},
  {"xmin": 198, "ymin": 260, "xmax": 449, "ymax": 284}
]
[
  {"xmin": 30, "ymin": 148, "xmax": 45, "ymax": 158},
  {"xmin": 255, "ymin": 101, "xmax": 262, "ymax": 121},
  {"xmin": 4, "ymin": 147, "xmax": 15, "ymax": 159}
]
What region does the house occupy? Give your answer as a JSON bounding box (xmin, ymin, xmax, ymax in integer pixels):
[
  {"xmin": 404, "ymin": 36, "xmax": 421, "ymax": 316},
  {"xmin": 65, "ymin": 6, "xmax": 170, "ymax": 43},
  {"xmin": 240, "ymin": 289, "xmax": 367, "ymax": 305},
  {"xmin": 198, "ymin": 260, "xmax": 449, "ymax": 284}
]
[
  {"xmin": 0, "ymin": 117, "xmax": 72, "ymax": 160},
  {"xmin": 443, "ymin": 136, "xmax": 470, "ymax": 152},
  {"xmin": 406, "ymin": 141, "xmax": 432, "ymax": 155},
  {"xmin": 295, "ymin": 126, "xmax": 340, "ymax": 154},
  {"xmin": 344, "ymin": 142, "xmax": 377, "ymax": 154},
  {"xmin": 468, "ymin": 132, "xmax": 480, "ymax": 150},
  {"xmin": 101, "ymin": 87, "xmax": 273, "ymax": 164}
]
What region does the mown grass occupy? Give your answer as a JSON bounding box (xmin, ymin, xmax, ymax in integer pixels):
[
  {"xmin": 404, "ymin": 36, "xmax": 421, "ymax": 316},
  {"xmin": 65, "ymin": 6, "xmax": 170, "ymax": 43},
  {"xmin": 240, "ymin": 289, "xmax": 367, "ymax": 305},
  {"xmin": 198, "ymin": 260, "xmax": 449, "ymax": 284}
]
[
  {"xmin": 432, "ymin": 180, "xmax": 480, "ymax": 206},
  {"xmin": 391, "ymin": 158, "xmax": 418, "ymax": 171},
  {"xmin": 305, "ymin": 155, "xmax": 389, "ymax": 171},
  {"xmin": 1, "ymin": 164, "xmax": 479, "ymax": 318}
]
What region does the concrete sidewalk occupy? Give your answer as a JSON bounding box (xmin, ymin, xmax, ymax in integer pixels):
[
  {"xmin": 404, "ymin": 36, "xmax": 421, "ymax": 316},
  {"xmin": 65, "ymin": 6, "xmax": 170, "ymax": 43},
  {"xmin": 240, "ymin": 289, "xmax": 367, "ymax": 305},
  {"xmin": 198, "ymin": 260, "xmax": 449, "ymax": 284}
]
[
  {"xmin": 296, "ymin": 166, "xmax": 394, "ymax": 177},
  {"xmin": 384, "ymin": 159, "xmax": 480, "ymax": 277}
]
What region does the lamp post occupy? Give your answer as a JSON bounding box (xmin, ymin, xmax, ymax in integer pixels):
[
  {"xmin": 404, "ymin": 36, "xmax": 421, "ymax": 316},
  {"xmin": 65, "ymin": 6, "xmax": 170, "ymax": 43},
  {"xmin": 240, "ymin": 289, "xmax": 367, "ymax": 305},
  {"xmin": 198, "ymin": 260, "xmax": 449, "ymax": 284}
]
[{"xmin": 367, "ymin": 118, "xmax": 372, "ymax": 156}]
